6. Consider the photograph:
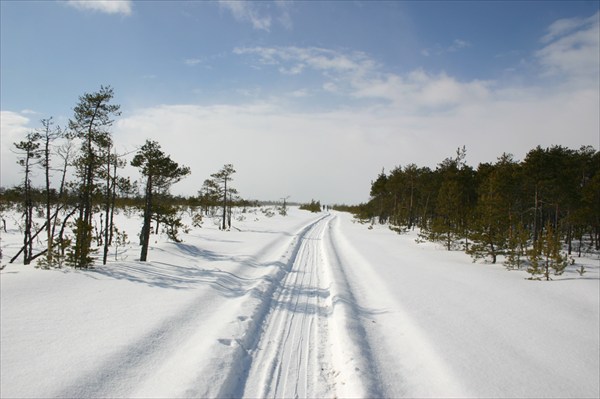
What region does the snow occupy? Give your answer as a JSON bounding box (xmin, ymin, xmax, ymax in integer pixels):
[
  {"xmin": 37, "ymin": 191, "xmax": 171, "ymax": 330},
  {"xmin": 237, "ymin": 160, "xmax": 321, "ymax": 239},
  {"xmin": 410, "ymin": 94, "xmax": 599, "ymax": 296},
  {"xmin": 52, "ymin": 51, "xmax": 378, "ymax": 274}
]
[{"xmin": 1, "ymin": 208, "xmax": 599, "ymax": 398}]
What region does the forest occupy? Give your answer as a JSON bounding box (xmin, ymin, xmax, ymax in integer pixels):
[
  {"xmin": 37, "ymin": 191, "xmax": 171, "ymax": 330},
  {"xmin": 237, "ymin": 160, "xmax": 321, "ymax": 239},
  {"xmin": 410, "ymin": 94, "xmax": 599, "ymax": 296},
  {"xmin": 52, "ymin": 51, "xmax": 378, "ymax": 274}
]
[{"xmin": 352, "ymin": 145, "xmax": 599, "ymax": 280}]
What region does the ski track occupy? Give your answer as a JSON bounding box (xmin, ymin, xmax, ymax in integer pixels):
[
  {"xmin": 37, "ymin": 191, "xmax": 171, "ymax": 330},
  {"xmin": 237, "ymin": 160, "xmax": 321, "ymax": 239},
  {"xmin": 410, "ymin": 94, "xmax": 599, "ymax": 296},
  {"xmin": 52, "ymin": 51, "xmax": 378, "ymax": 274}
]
[
  {"xmin": 230, "ymin": 213, "xmax": 388, "ymax": 398},
  {"xmin": 239, "ymin": 213, "xmax": 333, "ymax": 398}
]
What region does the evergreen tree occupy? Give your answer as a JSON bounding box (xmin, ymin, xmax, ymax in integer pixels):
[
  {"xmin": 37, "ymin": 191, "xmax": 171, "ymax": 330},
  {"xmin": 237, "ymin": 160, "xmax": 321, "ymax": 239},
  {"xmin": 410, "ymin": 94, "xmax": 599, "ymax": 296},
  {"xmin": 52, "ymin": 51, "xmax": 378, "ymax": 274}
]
[
  {"xmin": 299, "ymin": 200, "xmax": 322, "ymax": 213},
  {"xmin": 426, "ymin": 147, "xmax": 476, "ymax": 251},
  {"xmin": 527, "ymin": 223, "xmax": 568, "ymax": 281},
  {"xmin": 210, "ymin": 164, "xmax": 236, "ymax": 230},
  {"xmin": 370, "ymin": 169, "xmax": 390, "ymax": 224},
  {"xmin": 504, "ymin": 222, "xmax": 529, "ymax": 270},
  {"xmin": 199, "ymin": 178, "xmax": 221, "ymax": 216},
  {"xmin": 68, "ymin": 86, "xmax": 120, "ymax": 268},
  {"xmin": 430, "ymin": 179, "xmax": 462, "ymax": 250},
  {"xmin": 468, "ymin": 155, "xmax": 519, "ymax": 263},
  {"xmin": 13, "ymin": 132, "xmax": 42, "ymax": 265},
  {"xmin": 131, "ymin": 140, "xmax": 190, "ymax": 261}
]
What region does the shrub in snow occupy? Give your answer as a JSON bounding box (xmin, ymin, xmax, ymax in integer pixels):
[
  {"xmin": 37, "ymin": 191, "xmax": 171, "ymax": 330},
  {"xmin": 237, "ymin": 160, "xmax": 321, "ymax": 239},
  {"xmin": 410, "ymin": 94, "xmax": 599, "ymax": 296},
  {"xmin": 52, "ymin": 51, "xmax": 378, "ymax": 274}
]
[
  {"xmin": 504, "ymin": 223, "xmax": 529, "ymax": 270},
  {"xmin": 526, "ymin": 224, "xmax": 568, "ymax": 281},
  {"xmin": 192, "ymin": 213, "xmax": 204, "ymax": 228},
  {"xmin": 299, "ymin": 200, "xmax": 321, "ymax": 213},
  {"xmin": 261, "ymin": 208, "xmax": 275, "ymax": 218}
]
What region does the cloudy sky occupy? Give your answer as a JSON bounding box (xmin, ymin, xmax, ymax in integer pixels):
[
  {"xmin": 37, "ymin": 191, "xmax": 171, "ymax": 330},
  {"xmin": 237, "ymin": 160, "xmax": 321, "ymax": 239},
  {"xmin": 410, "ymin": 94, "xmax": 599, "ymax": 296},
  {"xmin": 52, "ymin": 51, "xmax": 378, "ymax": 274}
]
[{"xmin": 1, "ymin": 1, "xmax": 598, "ymax": 204}]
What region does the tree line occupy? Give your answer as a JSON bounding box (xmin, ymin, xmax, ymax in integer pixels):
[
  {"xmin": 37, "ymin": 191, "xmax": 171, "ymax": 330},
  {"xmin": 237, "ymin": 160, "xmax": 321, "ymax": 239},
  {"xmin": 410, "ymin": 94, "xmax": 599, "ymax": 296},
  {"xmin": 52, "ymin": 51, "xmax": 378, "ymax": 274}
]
[
  {"xmin": 355, "ymin": 146, "xmax": 599, "ymax": 280},
  {"xmin": 2, "ymin": 86, "xmax": 247, "ymax": 269}
]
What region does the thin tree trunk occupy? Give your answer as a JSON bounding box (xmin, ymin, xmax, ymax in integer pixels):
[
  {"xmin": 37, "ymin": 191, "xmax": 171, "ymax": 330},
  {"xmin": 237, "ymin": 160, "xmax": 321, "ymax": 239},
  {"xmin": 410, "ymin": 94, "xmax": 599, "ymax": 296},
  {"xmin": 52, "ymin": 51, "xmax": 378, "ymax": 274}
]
[
  {"xmin": 51, "ymin": 144, "xmax": 70, "ymax": 242},
  {"xmin": 58, "ymin": 207, "xmax": 78, "ymax": 258},
  {"xmin": 222, "ymin": 178, "xmax": 227, "ymax": 230},
  {"xmin": 108, "ymin": 155, "xmax": 117, "ymax": 246},
  {"xmin": 140, "ymin": 176, "xmax": 153, "ymax": 262},
  {"xmin": 10, "ymin": 204, "xmax": 68, "ymax": 264},
  {"xmin": 45, "ymin": 134, "xmax": 53, "ymax": 264},
  {"xmin": 11, "ymin": 221, "xmax": 46, "ymax": 264},
  {"xmin": 533, "ymin": 187, "xmax": 539, "ymax": 244},
  {"xmin": 103, "ymin": 149, "xmax": 111, "ymax": 265},
  {"xmin": 23, "ymin": 154, "xmax": 33, "ymax": 265}
]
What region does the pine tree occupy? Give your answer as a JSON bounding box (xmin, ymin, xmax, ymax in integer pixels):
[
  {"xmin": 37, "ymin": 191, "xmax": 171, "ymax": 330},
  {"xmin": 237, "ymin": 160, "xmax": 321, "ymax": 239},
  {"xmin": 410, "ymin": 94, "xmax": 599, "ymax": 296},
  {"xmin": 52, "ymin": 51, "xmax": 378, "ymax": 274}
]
[
  {"xmin": 68, "ymin": 86, "xmax": 120, "ymax": 268},
  {"xmin": 131, "ymin": 140, "xmax": 190, "ymax": 261},
  {"xmin": 527, "ymin": 223, "xmax": 568, "ymax": 281},
  {"xmin": 370, "ymin": 169, "xmax": 390, "ymax": 224},
  {"xmin": 427, "ymin": 147, "xmax": 475, "ymax": 251},
  {"xmin": 13, "ymin": 132, "xmax": 42, "ymax": 265},
  {"xmin": 430, "ymin": 179, "xmax": 462, "ymax": 250},
  {"xmin": 505, "ymin": 222, "xmax": 529, "ymax": 270},
  {"xmin": 526, "ymin": 237, "xmax": 544, "ymax": 280},
  {"xmin": 210, "ymin": 164, "xmax": 236, "ymax": 230},
  {"xmin": 468, "ymin": 155, "xmax": 519, "ymax": 263}
]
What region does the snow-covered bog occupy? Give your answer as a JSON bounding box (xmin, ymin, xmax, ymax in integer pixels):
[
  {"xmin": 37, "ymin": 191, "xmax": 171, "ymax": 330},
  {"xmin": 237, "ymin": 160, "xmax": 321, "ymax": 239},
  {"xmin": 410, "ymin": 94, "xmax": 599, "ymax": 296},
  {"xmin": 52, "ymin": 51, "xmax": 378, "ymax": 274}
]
[{"xmin": 1, "ymin": 208, "xmax": 599, "ymax": 398}]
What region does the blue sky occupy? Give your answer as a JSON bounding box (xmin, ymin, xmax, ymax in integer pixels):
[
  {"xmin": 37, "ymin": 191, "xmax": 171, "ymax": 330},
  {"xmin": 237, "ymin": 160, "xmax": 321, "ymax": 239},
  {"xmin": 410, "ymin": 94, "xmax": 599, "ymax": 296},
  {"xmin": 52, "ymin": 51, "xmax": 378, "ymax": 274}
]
[{"xmin": 1, "ymin": 1, "xmax": 599, "ymax": 203}]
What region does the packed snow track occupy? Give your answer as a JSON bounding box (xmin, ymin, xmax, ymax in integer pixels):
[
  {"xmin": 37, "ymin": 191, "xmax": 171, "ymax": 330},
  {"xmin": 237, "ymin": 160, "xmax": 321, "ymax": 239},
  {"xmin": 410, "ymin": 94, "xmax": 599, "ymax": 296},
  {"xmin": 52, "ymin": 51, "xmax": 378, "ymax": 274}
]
[
  {"xmin": 239, "ymin": 214, "xmax": 335, "ymax": 398},
  {"xmin": 220, "ymin": 213, "xmax": 382, "ymax": 398}
]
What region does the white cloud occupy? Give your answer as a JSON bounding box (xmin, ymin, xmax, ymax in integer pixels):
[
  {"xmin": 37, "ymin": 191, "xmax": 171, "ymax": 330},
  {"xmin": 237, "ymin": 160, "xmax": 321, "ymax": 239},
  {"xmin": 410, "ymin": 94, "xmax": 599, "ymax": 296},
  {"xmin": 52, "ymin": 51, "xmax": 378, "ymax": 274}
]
[
  {"xmin": 276, "ymin": 4, "xmax": 293, "ymax": 31},
  {"xmin": 235, "ymin": 46, "xmax": 491, "ymax": 111},
  {"xmin": 66, "ymin": 0, "xmax": 132, "ymax": 16},
  {"xmin": 234, "ymin": 46, "xmax": 375, "ymax": 75},
  {"xmin": 184, "ymin": 58, "xmax": 203, "ymax": 66},
  {"xmin": 536, "ymin": 11, "xmax": 599, "ymax": 81},
  {"xmin": 279, "ymin": 64, "xmax": 305, "ymax": 75},
  {"xmin": 447, "ymin": 39, "xmax": 471, "ymax": 52},
  {"xmin": 289, "ymin": 89, "xmax": 309, "ymax": 98},
  {"xmin": 541, "ymin": 12, "xmax": 598, "ymax": 43},
  {"xmin": 219, "ymin": 1, "xmax": 271, "ymax": 31},
  {"xmin": 421, "ymin": 38, "xmax": 471, "ymax": 57},
  {"xmin": 218, "ymin": 1, "xmax": 294, "ymax": 31}
]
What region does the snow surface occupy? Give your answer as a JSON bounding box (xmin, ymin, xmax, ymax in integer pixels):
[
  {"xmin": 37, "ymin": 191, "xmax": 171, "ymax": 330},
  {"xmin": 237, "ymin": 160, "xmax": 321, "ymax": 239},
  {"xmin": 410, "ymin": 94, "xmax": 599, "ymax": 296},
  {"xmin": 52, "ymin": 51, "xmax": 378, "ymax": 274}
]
[{"xmin": 1, "ymin": 208, "xmax": 599, "ymax": 398}]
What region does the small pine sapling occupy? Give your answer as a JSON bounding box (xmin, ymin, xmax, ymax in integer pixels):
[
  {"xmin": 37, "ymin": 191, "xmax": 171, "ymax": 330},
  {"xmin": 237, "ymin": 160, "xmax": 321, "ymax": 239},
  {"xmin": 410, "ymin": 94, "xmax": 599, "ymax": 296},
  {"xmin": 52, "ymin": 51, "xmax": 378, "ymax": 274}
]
[
  {"xmin": 505, "ymin": 223, "xmax": 529, "ymax": 270},
  {"xmin": 113, "ymin": 227, "xmax": 129, "ymax": 261},
  {"xmin": 192, "ymin": 213, "xmax": 203, "ymax": 228},
  {"xmin": 527, "ymin": 223, "xmax": 568, "ymax": 281},
  {"xmin": 526, "ymin": 238, "xmax": 544, "ymax": 280}
]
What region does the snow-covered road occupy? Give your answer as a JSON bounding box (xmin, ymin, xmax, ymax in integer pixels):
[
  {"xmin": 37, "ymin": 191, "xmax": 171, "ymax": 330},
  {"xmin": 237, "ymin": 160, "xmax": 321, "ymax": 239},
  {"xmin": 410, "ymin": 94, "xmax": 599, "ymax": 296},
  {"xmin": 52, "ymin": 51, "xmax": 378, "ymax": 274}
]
[{"xmin": 1, "ymin": 208, "xmax": 599, "ymax": 398}]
